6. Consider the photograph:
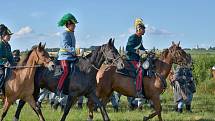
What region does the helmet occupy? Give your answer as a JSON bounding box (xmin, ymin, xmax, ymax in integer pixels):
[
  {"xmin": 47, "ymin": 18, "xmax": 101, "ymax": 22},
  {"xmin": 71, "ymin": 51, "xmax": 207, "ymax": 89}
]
[
  {"xmin": 0, "ymin": 24, "xmax": 13, "ymax": 36},
  {"xmin": 134, "ymin": 18, "xmax": 145, "ymax": 30},
  {"xmin": 58, "ymin": 13, "xmax": 78, "ymax": 27}
]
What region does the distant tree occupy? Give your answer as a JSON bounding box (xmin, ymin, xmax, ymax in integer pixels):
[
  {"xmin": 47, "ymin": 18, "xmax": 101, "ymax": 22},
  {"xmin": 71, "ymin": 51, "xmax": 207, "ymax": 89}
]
[
  {"xmin": 122, "ymin": 46, "xmax": 125, "ymax": 55},
  {"xmin": 119, "ymin": 46, "xmax": 122, "ymax": 55}
]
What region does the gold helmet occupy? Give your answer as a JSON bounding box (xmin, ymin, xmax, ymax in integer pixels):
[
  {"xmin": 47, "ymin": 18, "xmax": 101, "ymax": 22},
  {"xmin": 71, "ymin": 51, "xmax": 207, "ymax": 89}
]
[{"xmin": 134, "ymin": 18, "xmax": 145, "ymax": 31}]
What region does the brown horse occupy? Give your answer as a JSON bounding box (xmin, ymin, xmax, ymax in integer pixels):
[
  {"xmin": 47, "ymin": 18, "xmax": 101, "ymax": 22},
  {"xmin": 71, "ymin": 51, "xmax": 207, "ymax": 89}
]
[
  {"xmin": 0, "ymin": 43, "xmax": 54, "ymax": 121},
  {"xmin": 95, "ymin": 42, "xmax": 189, "ymax": 121}
]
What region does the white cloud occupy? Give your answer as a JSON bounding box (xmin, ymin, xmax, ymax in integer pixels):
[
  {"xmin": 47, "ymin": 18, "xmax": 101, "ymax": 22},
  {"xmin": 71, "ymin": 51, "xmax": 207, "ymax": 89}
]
[
  {"xmin": 53, "ymin": 32, "xmax": 61, "ymax": 37},
  {"xmin": 14, "ymin": 26, "xmax": 33, "ymax": 38},
  {"xmin": 146, "ymin": 25, "xmax": 176, "ymax": 36}
]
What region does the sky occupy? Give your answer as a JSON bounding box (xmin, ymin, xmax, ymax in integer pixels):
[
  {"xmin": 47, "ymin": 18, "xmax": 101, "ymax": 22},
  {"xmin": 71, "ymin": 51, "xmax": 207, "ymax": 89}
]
[{"xmin": 0, "ymin": 0, "xmax": 214, "ymax": 51}]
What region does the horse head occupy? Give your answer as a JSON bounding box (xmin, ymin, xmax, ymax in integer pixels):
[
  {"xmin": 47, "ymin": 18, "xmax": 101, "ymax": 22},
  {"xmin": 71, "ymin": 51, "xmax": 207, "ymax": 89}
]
[
  {"xmin": 33, "ymin": 42, "xmax": 55, "ymax": 71},
  {"xmin": 97, "ymin": 38, "xmax": 124, "ymax": 69},
  {"xmin": 166, "ymin": 41, "xmax": 190, "ymax": 65}
]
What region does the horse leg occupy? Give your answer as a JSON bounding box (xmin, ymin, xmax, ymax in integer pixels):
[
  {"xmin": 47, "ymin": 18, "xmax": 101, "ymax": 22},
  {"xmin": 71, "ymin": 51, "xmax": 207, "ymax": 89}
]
[
  {"xmin": 88, "ymin": 93, "xmax": 110, "ymax": 121},
  {"xmin": 60, "ymin": 95, "xmax": 77, "ymax": 121},
  {"xmin": 13, "ymin": 100, "xmax": 26, "ymax": 121},
  {"xmin": 87, "ymin": 98, "xmax": 94, "ymax": 121},
  {"xmin": 0, "ymin": 98, "xmax": 11, "ymax": 121},
  {"xmin": 143, "ymin": 96, "xmax": 162, "ymax": 121},
  {"xmin": 25, "ymin": 96, "xmax": 45, "ymax": 121}
]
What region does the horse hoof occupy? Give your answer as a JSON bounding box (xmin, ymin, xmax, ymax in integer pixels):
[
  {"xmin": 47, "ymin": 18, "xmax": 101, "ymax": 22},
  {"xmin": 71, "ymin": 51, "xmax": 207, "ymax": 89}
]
[
  {"xmin": 143, "ymin": 116, "xmax": 148, "ymax": 121},
  {"xmin": 87, "ymin": 118, "xmax": 93, "ymax": 121},
  {"xmin": 13, "ymin": 117, "xmax": 19, "ymax": 121}
]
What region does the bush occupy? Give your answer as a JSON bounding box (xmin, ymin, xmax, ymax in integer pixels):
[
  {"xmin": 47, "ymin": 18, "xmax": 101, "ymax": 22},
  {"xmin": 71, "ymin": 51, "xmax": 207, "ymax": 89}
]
[{"xmin": 192, "ymin": 54, "xmax": 215, "ymax": 84}]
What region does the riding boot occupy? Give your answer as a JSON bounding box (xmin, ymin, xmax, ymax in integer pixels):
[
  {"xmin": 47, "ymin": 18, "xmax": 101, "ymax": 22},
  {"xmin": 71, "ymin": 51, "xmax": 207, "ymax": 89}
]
[
  {"xmin": 186, "ymin": 105, "xmax": 192, "ymax": 112},
  {"xmin": 177, "ymin": 108, "xmax": 183, "ymax": 113}
]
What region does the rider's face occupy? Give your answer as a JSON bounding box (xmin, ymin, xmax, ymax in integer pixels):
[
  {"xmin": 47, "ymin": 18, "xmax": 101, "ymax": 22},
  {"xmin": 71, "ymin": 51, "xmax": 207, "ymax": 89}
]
[
  {"xmin": 137, "ymin": 27, "xmax": 145, "ymax": 36},
  {"xmin": 139, "ymin": 28, "xmax": 145, "ymax": 35},
  {"xmin": 2, "ymin": 34, "xmax": 11, "ymax": 42},
  {"xmin": 67, "ymin": 23, "xmax": 76, "ymax": 32}
]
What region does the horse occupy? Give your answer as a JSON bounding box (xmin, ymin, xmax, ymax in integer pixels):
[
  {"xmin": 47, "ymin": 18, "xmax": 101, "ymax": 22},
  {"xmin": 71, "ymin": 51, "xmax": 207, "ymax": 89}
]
[
  {"xmin": 13, "ymin": 38, "xmax": 124, "ymax": 121},
  {"xmin": 0, "ymin": 43, "xmax": 55, "ymax": 121},
  {"xmin": 95, "ymin": 42, "xmax": 190, "ymax": 121}
]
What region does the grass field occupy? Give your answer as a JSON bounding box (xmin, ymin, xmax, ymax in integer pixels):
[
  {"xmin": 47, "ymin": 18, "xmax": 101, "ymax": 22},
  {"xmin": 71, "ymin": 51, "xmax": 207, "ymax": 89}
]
[
  {"xmin": 0, "ymin": 83, "xmax": 215, "ymax": 121},
  {"xmin": 1, "ymin": 50, "xmax": 215, "ymax": 121}
]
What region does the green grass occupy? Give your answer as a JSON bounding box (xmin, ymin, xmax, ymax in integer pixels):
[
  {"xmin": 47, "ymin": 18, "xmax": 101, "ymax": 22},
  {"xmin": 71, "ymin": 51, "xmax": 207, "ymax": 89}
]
[{"xmin": 0, "ymin": 88, "xmax": 215, "ymax": 121}]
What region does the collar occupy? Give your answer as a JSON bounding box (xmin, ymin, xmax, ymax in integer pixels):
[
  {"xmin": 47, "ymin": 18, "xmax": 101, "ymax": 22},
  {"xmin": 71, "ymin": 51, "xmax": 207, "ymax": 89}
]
[
  {"xmin": 65, "ymin": 28, "xmax": 74, "ymax": 32},
  {"xmin": 0, "ymin": 39, "xmax": 8, "ymax": 44}
]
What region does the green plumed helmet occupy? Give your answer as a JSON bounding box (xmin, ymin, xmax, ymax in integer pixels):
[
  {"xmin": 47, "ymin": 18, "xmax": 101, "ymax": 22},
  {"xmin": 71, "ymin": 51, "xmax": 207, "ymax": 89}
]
[{"xmin": 58, "ymin": 13, "xmax": 78, "ymax": 27}]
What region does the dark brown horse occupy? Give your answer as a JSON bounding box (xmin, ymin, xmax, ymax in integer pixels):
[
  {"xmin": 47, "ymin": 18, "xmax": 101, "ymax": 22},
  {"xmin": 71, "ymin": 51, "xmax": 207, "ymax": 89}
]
[
  {"xmin": 13, "ymin": 39, "xmax": 124, "ymax": 121},
  {"xmin": 95, "ymin": 42, "xmax": 189, "ymax": 121},
  {"xmin": 1, "ymin": 43, "xmax": 54, "ymax": 121}
]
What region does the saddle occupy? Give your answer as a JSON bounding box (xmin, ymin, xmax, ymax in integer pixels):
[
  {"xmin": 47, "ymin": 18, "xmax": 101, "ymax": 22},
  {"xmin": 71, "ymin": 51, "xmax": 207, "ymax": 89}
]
[
  {"xmin": 116, "ymin": 51, "xmax": 157, "ymax": 78},
  {"xmin": 116, "ymin": 60, "xmax": 137, "ymax": 78}
]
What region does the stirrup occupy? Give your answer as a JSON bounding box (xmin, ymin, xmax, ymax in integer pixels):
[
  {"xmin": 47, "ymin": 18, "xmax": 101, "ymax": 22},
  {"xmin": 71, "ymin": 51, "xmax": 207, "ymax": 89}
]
[
  {"xmin": 0, "ymin": 89, "xmax": 3, "ymax": 96},
  {"xmin": 136, "ymin": 91, "xmax": 145, "ymax": 98}
]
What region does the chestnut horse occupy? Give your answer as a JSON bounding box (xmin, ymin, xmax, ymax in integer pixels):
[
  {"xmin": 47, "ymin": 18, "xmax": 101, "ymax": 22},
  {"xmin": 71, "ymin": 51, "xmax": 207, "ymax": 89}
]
[
  {"xmin": 95, "ymin": 42, "xmax": 189, "ymax": 121},
  {"xmin": 0, "ymin": 43, "xmax": 54, "ymax": 121}
]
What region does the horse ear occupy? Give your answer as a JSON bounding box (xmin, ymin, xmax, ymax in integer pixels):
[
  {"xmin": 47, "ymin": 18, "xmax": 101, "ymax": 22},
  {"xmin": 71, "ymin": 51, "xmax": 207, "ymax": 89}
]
[
  {"xmin": 172, "ymin": 41, "xmax": 175, "ymax": 45},
  {"xmin": 177, "ymin": 41, "xmax": 180, "ymax": 47},
  {"xmin": 42, "ymin": 43, "xmax": 46, "ymax": 48},
  {"xmin": 39, "ymin": 42, "xmax": 42, "ymax": 48},
  {"xmin": 112, "ymin": 38, "xmax": 115, "ymax": 46},
  {"xmin": 108, "ymin": 38, "xmax": 113, "ymax": 46},
  {"xmin": 38, "ymin": 42, "xmax": 42, "ymax": 51}
]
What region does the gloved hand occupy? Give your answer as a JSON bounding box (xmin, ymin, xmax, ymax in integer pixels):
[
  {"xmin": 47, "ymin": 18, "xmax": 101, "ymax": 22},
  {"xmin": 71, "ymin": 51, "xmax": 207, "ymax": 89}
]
[
  {"xmin": 139, "ymin": 50, "xmax": 146, "ymax": 55},
  {"xmin": 4, "ymin": 62, "xmax": 11, "ymax": 68}
]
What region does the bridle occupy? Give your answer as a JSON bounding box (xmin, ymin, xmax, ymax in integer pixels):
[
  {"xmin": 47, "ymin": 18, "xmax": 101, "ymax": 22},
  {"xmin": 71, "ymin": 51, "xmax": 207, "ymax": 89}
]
[
  {"xmin": 101, "ymin": 46, "xmax": 122, "ymax": 66},
  {"xmin": 91, "ymin": 46, "xmax": 122, "ymax": 70},
  {"xmin": 34, "ymin": 50, "xmax": 52, "ymax": 65},
  {"xmin": 169, "ymin": 48, "xmax": 187, "ymax": 65}
]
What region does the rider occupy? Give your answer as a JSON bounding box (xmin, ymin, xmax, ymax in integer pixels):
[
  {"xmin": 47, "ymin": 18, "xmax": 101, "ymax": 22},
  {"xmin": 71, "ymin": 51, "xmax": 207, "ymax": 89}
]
[
  {"xmin": 57, "ymin": 13, "xmax": 78, "ymax": 94},
  {"xmin": 0, "ymin": 24, "xmax": 14, "ymax": 95},
  {"xmin": 12, "ymin": 49, "xmax": 21, "ymax": 65},
  {"xmin": 126, "ymin": 18, "xmax": 146, "ymax": 98}
]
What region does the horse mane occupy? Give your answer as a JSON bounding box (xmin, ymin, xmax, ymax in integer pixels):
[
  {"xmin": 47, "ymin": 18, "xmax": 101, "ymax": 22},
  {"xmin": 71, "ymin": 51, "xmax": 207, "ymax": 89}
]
[
  {"xmin": 159, "ymin": 49, "xmax": 169, "ymax": 60},
  {"xmin": 77, "ymin": 46, "xmax": 101, "ymax": 71},
  {"xmin": 18, "ymin": 45, "xmax": 38, "ymax": 66}
]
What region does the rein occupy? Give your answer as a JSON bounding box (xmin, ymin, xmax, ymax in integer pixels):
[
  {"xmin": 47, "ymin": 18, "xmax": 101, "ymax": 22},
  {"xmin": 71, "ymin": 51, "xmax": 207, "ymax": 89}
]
[
  {"xmin": 6, "ymin": 49, "xmax": 51, "ymax": 69},
  {"xmin": 5, "ymin": 65, "xmax": 42, "ymax": 69},
  {"xmin": 154, "ymin": 71, "xmax": 167, "ymax": 94}
]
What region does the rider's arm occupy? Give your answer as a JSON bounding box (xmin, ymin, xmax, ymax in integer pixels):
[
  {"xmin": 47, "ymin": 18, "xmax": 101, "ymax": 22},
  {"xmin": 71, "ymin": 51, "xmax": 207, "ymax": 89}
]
[{"xmin": 7, "ymin": 45, "xmax": 14, "ymax": 66}]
